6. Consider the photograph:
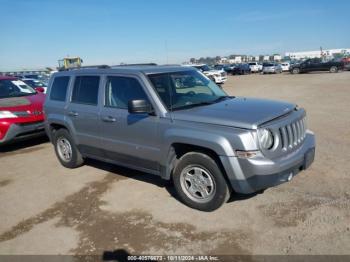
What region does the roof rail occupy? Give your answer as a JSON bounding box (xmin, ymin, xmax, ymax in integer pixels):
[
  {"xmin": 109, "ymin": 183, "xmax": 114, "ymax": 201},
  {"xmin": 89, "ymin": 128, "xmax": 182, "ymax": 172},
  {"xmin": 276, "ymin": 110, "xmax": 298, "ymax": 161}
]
[
  {"xmin": 112, "ymin": 63, "xmax": 158, "ymax": 67},
  {"xmin": 58, "ymin": 65, "xmax": 110, "ymax": 71}
]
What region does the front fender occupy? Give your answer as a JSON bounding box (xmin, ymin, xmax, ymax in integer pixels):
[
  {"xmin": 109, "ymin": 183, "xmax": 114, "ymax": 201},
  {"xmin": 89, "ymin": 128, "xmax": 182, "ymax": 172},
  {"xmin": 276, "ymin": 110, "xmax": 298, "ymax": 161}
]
[{"xmin": 162, "ymin": 128, "xmax": 235, "ymax": 161}]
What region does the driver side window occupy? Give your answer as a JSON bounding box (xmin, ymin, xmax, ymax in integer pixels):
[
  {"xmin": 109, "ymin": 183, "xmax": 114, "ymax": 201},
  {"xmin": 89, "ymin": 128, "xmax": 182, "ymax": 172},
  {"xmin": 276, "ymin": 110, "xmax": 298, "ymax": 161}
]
[{"xmin": 105, "ymin": 76, "xmax": 148, "ymax": 109}]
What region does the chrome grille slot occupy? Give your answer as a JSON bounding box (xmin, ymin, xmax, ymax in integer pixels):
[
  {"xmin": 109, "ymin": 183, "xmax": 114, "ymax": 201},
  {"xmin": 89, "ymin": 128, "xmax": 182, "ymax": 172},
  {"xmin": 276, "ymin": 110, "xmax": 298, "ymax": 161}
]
[
  {"xmin": 286, "ymin": 125, "xmax": 293, "ymax": 148},
  {"xmin": 281, "ymin": 127, "xmax": 288, "ymax": 151},
  {"xmin": 278, "ymin": 116, "xmax": 306, "ymax": 152},
  {"xmin": 295, "ymin": 120, "xmax": 301, "ymax": 144},
  {"xmin": 292, "ymin": 123, "xmax": 297, "ymax": 145}
]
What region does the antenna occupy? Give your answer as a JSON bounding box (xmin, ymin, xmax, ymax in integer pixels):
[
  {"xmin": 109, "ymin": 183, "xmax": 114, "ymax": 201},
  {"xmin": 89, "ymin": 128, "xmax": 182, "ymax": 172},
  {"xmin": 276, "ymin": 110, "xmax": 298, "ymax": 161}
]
[{"xmin": 165, "ymin": 40, "xmax": 169, "ymax": 64}]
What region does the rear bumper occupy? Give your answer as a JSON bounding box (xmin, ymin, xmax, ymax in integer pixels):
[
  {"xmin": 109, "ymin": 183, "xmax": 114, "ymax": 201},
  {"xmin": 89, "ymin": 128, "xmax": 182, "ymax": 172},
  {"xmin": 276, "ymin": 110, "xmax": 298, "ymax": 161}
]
[
  {"xmin": 221, "ymin": 131, "xmax": 316, "ymax": 194},
  {"xmin": 0, "ymin": 121, "xmax": 46, "ymax": 145},
  {"xmin": 263, "ymin": 69, "xmax": 276, "ymax": 73}
]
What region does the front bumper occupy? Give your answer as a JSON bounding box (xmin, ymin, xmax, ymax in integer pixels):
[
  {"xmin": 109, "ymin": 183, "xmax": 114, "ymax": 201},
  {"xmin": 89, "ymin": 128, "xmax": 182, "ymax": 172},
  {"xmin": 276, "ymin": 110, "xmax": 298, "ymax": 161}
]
[
  {"xmin": 0, "ymin": 121, "xmax": 46, "ymax": 145},
  {"xmin": 214, "ymin": 76, "xmax": 227, "ymax": 84},
  {"xmin": 220, "ymin": 131, "xmax": 316, "ymax": 194}
]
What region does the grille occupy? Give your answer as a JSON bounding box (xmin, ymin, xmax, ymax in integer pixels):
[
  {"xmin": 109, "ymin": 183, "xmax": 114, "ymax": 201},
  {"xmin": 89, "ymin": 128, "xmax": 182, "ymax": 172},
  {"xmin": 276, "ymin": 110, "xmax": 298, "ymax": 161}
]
[
  {"xmin": 13, "ymin": 111, "xmax": 30, "ymax": 117},
  {"xmin": 221, "ymin": 72, "xmax": 227, "ymax": 77},
  {"xmin": 279, "ymin": 117, "xmax": 306, "ymax": 151},
  {"xmin": 18, "ymin": 121, "xmax": 44, "ymax": 126}
]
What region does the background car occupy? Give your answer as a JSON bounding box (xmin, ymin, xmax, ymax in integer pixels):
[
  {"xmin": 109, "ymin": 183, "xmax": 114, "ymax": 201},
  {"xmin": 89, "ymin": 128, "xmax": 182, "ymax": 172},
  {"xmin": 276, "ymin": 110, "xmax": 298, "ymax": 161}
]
[
  {"xmin": 341, "ymin": 57, "xmax": 350, "ymax": 71},
  {"xmin": 214, "ymin": 64, "xmax": 236, "ymax": 74},
  {"xmin": 22, "ymin": 78, "xmax": 48, "ymax": 93},
  {"xmin": 262, "ymin": 63, "xmax": 283, "ymax": 74},
  {"xmin": 231, "ymin": 63, "xmax": 251, "ymax": 75},
  {"xmin": 290, "ymin": 58, "xmax": 344, "ymax": 74},
  {"xmin": 223, "ymin": 64, "xmax": 237, "ymax": 74},
  {"xmin": 0, "ymin": 76, "xmax": 46, "ymax": 145},
  {"xmin": 187, "ymin": 64, "xmax": 227, "ymax": 84},
  {"xmin": 280, "ymin": 62, "xmax": 290, "ymax": 72},
  {"xmin": 248, "ymin": 62, "xmax": 261, "ymax": 73}
]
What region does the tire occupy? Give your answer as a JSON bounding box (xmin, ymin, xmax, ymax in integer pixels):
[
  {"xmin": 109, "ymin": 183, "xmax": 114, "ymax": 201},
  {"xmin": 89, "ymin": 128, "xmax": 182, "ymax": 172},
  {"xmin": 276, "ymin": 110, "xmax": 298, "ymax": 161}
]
[
  {"xmin": 330, "ymin": 66, "xmax": 338, "ymax": 73},
  {"xmin": 53, "ymin": 129, "xmax": 84, "ymax": 168},
  {"xmin": 209, "ymin": 76, "xmax": 215, "ymax": 82},
  {"xmin": 173, "ymin": 152, "xmax": 230, "ymax": 211},
  {"xmin": 292, "ymin": 68, "xmax": 300, "ymax": 74}
]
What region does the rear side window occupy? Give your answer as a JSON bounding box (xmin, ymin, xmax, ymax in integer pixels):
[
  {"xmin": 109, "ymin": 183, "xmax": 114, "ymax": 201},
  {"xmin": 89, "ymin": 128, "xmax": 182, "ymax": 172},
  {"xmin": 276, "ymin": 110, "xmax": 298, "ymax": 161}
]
[
  {"xmin": 50, "ymin": 76, "xmax": 70, "ymax": 101},
  {"xmin": 105, "ymin": 76, "xmax": 148, "ymax": 109},
  {"xmin": 72, "ymin": 76, "xmax": 100, "ymax": 105}
]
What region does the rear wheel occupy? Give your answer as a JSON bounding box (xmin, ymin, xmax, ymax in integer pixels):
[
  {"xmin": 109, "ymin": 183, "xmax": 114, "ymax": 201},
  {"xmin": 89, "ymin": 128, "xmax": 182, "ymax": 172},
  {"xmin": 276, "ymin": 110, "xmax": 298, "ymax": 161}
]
[
  {"xmin": 173, "ymin": 152, "xmax": 230, "ymax": 211},
  {"xmin": 330, "ymin": 66, "xmax": 338, "ymax": 73},
  {"xmin": 53, "ymin": 129, "xmax": 84, "ymax": 168}
]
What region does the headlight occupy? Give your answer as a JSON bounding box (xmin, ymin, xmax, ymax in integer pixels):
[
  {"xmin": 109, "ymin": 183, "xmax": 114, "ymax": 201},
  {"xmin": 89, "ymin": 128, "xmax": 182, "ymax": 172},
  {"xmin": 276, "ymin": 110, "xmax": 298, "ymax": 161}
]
[
  {"xmin": 258, "ymin": 128, "xmax": 274, "ymax": 149},
  {"xmin": 0, "ymin": 111, "xmax": 18, "ymax": 119}
]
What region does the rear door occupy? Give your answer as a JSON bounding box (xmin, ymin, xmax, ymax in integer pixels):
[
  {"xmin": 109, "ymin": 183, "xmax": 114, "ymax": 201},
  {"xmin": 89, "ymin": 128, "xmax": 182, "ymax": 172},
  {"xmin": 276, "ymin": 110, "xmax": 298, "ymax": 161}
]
[
  {"xmin": 66, "ymin": 75, "xmax": 102, "ymax": 156},
  {"xmin": 99, "ymin": 75, "xmax": 160, "ymax": 172},
  {"xmin": 310, "ymin": 58, "xmax": 323, "ymax": 71}
]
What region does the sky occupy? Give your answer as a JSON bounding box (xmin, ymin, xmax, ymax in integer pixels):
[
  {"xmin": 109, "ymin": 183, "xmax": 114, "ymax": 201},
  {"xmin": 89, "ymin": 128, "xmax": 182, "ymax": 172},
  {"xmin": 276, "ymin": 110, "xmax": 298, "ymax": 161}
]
[{"xmin": 0, "ymin": 0, "xmax": 349, "ymax": 70}]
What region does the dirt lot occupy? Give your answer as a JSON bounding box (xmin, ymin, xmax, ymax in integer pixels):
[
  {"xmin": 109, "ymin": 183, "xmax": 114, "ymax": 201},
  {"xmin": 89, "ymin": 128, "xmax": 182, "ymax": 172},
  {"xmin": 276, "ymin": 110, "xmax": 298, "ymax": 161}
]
[{"xmin": 0, "ymin": 72, "xmax": 349, "ymax": 257}]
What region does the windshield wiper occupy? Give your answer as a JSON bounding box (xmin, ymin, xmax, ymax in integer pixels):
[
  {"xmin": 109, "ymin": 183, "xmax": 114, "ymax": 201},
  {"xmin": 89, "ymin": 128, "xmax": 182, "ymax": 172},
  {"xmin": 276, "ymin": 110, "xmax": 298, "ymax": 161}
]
[
  {"xmin": 211, "ymin": 96, "xmax": 232, "ymax": 103},
  {"xmin": 172, "ymin": 101, "xmax": 214, "ymax": 111},
  {"xmin": 172, "ymin": 96, "xmax": 234, "ymax": 111}
]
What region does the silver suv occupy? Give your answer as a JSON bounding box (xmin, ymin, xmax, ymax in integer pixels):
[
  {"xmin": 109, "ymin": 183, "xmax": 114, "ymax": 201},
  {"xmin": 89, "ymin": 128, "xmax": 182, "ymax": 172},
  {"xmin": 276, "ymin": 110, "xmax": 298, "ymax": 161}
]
[{"xmin": 44, "ymin": 65, "xmax": 315, "ymax": 211}]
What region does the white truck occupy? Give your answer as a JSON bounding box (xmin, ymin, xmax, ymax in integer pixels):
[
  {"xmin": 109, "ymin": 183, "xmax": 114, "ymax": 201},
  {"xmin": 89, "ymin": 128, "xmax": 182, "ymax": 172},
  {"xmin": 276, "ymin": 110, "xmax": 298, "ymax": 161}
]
[
  {"xmin": 185, "ymin": 64, "xmax": 227, "ymax": 84},
  {"xmin": 248, "ymin": 62, "xmax": 262, "ymax": 73}
]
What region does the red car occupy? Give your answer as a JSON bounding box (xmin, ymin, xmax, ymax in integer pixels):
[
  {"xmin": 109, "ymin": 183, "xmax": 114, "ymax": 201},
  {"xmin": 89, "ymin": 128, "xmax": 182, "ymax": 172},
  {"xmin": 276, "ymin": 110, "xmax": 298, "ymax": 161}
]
[{"xmin": 0, "ymin": 76, "xmax": 46, "ymax": 145}]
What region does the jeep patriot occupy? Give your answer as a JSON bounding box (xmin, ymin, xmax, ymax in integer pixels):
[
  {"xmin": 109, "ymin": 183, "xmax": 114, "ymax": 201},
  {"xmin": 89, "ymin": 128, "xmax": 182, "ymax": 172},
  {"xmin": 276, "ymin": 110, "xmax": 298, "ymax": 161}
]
[{"xmin": 44, "ymin": 65, "xmax": 315, "ymax": 211}]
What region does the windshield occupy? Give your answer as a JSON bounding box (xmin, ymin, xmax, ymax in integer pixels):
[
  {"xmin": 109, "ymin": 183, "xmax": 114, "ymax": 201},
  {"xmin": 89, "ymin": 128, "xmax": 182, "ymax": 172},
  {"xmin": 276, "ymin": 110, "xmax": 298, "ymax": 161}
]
[
  {"xmin": 24, "ymin": 79, "xmax": 46, "ymax": 87},
  {"xmin": 148, "ymin": 70, "xmax": 228, "ymax": 111},
  {"xmin": 0, "ymin": 79, "xmax": 36, "ymax": 98}
]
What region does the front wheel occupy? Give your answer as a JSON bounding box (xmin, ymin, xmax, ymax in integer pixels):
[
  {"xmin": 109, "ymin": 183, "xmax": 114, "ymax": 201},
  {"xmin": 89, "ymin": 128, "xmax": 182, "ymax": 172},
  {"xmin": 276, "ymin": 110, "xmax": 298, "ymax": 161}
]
[
  {"xmin": 330, "ymin": 66, "xmax": 338, "ymax": 73},
  {"xmin": 173, "ymin": 152, "xmax": 230, "ymax": 211},
  {"xmin": 292, "ymin": 68, "xmax": 300, "ymax": 74}
]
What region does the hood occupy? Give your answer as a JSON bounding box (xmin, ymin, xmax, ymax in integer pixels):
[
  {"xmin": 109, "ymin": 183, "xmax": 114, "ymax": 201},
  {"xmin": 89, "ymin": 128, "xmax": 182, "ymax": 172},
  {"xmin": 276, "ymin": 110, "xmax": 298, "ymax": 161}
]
[
  {"xmin": 0, "ymin": 93, "xmax": 46, "ymax": 112},
  {"xmin": 290, "ymin": 62, "xmax": 301, "ymax": 68},
  {"xmin": 172, "ymin": 97, "xmax": 296, "ymax": 129},
  {"xmin": 204, "ymin": 69, "xmax": 222, "ymax": 75}
]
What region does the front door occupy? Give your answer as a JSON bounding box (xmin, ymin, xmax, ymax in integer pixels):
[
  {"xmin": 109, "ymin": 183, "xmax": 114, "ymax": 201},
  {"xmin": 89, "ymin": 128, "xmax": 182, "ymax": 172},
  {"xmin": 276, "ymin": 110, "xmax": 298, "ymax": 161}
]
[{"xmin": 99, "ymin": 75, "xmax": 161, "ymax": 172}]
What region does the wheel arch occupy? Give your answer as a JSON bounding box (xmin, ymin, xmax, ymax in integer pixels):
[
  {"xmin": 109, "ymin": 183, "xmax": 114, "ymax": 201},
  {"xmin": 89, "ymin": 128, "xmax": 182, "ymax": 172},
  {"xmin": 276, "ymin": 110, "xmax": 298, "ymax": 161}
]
[
  {"xmin": 161, "ymin": 142, "xmax": 233, "ymax": 191},
  {"xmin": 47, "ymin": 120, "xmax": 76, "ymax": 144}
]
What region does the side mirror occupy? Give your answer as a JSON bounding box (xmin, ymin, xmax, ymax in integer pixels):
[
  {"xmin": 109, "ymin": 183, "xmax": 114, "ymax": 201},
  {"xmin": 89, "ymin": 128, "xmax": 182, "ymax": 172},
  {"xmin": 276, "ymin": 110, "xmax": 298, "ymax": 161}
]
[
  {"xmin": 35, "ymin": 87, "xmax": 45, "ymax": 93},
  {"xmin": 128, "ymin": 99, "xmax": 152, "ymax": 114}
]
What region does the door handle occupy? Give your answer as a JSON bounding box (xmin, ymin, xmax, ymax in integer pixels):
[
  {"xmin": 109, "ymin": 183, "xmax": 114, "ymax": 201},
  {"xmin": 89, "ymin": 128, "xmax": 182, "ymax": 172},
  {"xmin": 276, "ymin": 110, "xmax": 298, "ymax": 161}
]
[
  {"xmin": 68, "ymin": 111, "xmax": 79, "ymax": 117},
  {"xmin": 102, "ymin": 116, "xmax": 117, "ymax": 122}
]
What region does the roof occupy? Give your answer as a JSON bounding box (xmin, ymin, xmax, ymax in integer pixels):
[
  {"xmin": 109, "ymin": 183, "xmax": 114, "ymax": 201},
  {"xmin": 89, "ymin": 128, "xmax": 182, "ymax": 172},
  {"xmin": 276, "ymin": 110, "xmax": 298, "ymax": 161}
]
[
  {"xmin": 54, "ymin": 65, "xmax": 195, "ymax": 76},
  {"xmin": 0, "ymin": 76, "xmax": 17, "ymax": 80}
]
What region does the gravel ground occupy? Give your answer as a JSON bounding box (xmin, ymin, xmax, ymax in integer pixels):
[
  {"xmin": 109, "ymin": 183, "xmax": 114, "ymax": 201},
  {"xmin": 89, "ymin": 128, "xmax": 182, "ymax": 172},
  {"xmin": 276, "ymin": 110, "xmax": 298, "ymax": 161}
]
[{"xmin": 0, "ymin": 72, "xmax": 349, "ymax": 258}]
